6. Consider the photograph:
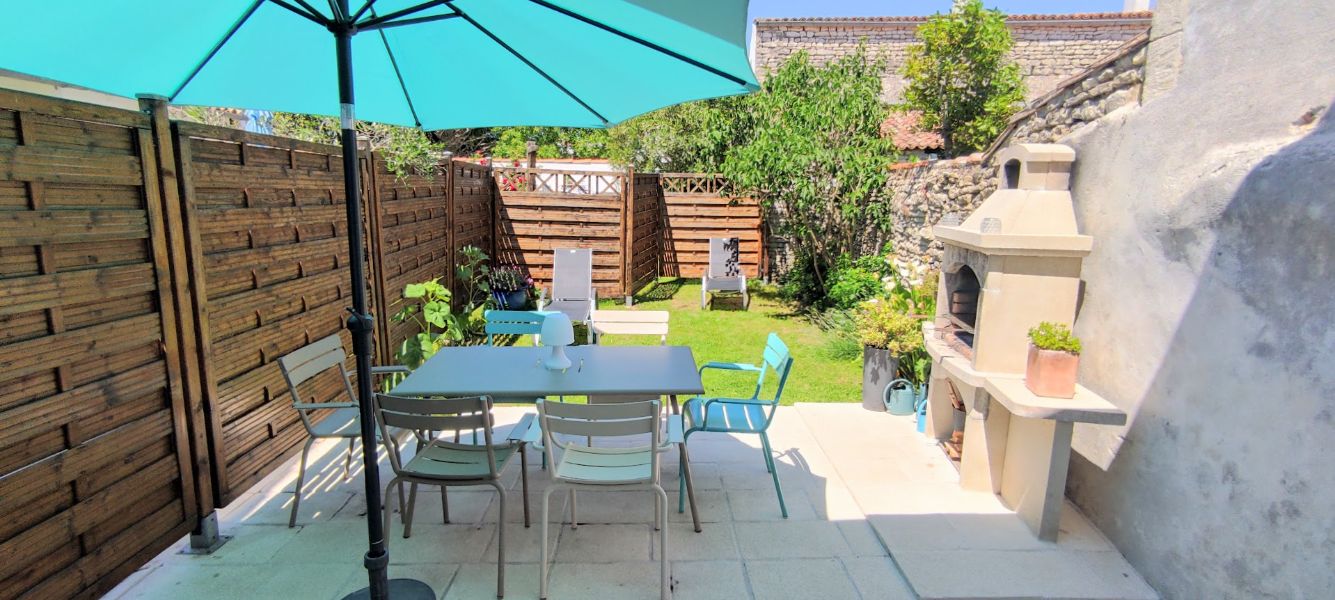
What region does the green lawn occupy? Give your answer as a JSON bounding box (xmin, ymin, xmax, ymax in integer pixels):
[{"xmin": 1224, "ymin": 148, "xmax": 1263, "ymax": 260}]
[{"xmin": 518, "ymin": 278, "xmax": 860, "ymax": 405}]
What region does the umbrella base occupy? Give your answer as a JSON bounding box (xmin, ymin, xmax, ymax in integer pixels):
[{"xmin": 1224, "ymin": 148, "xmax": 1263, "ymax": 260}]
[{"xmin": 340, "ymin": 578, "xmax": 434, "ymax": 600}]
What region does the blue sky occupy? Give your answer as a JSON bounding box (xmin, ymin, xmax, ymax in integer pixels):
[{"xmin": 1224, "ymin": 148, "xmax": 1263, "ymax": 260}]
[{"xmin": 749, "ymin": 0, "xmax": 1146, "ymax": 22}]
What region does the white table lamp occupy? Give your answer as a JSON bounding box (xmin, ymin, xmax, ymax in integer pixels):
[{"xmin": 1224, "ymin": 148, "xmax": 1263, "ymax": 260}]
[{"xmin": 540, "ymin": 312, "xmax": 575, "ymax": 371}]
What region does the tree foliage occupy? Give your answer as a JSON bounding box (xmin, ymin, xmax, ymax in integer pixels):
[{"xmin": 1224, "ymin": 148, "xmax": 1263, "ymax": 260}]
[
  {"xmin": 723, "ymin": 46, "xmax": 899, "ymax": 295},
  {"xmin": 489, "ymin": 126, "xmax": 610, "ymax": 160},
  {"xmin": 606, "ymin": 96, "xmax": 751, "ymax": 172},
  {"xmin": 271, "ymin": 112, "xmax": 446, "ymax": 180},
  {"xmin": 901, "ymin": 0, "xmax": 1026, "ymax": 155}
]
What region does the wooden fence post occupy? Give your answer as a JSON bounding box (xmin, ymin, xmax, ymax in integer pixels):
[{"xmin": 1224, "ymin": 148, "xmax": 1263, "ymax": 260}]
[
  {"xmin": 138, "ymin": 96, "xmax": 218, "ymax": 547},
  {"xmin": 622, "ymin": 169, "xmax": 634, "ymax": 304}
]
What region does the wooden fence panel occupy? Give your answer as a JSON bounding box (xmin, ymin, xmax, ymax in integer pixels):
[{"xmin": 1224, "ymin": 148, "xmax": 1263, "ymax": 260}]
[
  {"xmin": 494, "ymin": 169, "xmax": 628, "ymax": 298},
  {"xmin": 627, "ymin": 172, "xmax": 663, "ymax": 295},
  {"xmin": 367, "ymin": 157, "xmax": 451, "ymax": 361},
  {"xmin": 173, "ymin": 121, "xmax": 372, "ymax": 504},
  {"xmin": 660, "ymin": 174, "xmax": 763, "ymax": 279},
  {"xmin": 0, "ymin": 90, "xmax": 196, "ymax": 600},
  {"xmin": 450, "ymin": 160, "xmax": 495, "ymax": 303}
]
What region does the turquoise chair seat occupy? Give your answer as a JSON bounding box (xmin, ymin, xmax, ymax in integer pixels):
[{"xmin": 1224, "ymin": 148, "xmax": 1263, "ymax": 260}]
[
  {"xmin": 684, "ymin": 399, "xmax": 769, "ymax": 433},
  {"xmin": 680, "ymin": 333, "xmax": 794, "ymax": 518}
]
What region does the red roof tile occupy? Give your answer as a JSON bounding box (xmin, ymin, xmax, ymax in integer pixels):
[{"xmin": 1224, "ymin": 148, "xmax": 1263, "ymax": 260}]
[{"xmin": 881, "ymin": 111, "xmax": 944, "ymax": 151}]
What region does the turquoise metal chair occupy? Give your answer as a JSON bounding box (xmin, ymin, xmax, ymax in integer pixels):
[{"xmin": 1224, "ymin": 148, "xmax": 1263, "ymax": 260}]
[
  {"xmin": 484, "ymin": 309, "xmax": 547, "ymax": 346},
  {"xmin": 679, "ymin": 333, "xmax": 794, "ymax": 518}
]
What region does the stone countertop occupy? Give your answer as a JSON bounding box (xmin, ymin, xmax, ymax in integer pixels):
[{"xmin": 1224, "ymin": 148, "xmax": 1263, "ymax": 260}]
[{"xmin": 923, "ymin": 323, "xmax": 1126, "ymax": 425}]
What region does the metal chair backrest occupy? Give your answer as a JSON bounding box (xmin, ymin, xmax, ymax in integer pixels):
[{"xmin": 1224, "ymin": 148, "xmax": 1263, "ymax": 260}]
[
  {"xmin": 552, "ymin": 248, "xmax": 593, "ymax": 301},
  {"xmin": 485, "ymin": 310, "xmax": 547, "ymax": 345},
  {"xmin": 373, "ymin": 394, "xmax": 498, "ymax": 480},
  {"xmin": 277, "ymin": 334, "xmax": 356, "ymax": 433},
  {"xmin": 759, "ymin": 333, "xmax": 794, "ymax": 404},
  {"xmin": 708, "ymin": 237, "xmax": 742, "ymax": 279},
  {"xmin": 536, "ymin": 399, "xmax": 661, "ymax": 480}
]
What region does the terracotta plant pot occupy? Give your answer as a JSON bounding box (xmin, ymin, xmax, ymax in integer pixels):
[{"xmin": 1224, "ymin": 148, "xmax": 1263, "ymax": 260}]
[{"xmin": 1024, "ymin": 343, "xmax": 1078, "ymax": 398}]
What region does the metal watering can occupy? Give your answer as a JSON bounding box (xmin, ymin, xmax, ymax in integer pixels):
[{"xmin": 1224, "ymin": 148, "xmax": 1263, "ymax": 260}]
[{"xmin": 882, "ymin": 379, "xmax": 921, "ymax": 416}]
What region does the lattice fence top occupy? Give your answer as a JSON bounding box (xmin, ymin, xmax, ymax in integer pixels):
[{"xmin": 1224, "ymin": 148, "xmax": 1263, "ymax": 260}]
[
  {"xmin": 494, "ymin": 167, "xmax": 624, "ymax": 195},
  {"xmin": 661, "ymin": 173, "xmax": 733, "ymax": 196}
]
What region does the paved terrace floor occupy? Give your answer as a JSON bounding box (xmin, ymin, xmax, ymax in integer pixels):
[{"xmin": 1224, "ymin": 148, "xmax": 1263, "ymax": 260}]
[{"xmin": 106, "ymin": 405, "xmax": 1157, "ymax": 600}]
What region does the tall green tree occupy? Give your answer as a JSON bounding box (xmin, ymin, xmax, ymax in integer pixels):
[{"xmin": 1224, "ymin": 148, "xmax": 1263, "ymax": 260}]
[
  {"xmin": 723, "ymin": 46, "xmax": 899, "ymax": 295},
  {"xmin": 901, "ymin": 0, "xmax": 1026, "ymax": 155},
  {"xmin": 605, "ymin": 96, "xmax": 751, "ymax": 172},
  {"xmin": 271, "ymin": 112, "xmax": 446, "ymax": 179},
  {"xmin": 490, "ymin": 126, "xmax": 609, "ymax": 160}
]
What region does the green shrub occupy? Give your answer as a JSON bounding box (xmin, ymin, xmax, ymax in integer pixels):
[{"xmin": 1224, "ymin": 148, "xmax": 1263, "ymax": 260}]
[
  {"xmin": 827, "ymin": 255, "xmax": 887, "ymax": 309},
  {"xmin": 856, "ymin": 301, "xmax": 923, "ymax": 355},
  {"xmin": 1028, "ymin": 322, "xmax": 1082, "ymax": 354}
]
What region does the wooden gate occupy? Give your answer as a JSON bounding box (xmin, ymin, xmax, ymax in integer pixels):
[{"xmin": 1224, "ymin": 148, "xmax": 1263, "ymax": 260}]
[{"xmin": 0, "ymin": 91, "xmax": 198, "ymax": 599}]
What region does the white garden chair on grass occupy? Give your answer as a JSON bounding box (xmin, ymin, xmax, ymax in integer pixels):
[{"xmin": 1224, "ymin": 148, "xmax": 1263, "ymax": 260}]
[
  {"xmin": 701, "ymin": 237, "xmax": 748, "ymax": 309},
  {"xmin": 537, "ymin": 399, "xmax": 670, "ymax": 600},
  {"xmin": 277, "ymin": 334, "xmax": 408, "ymax": 528},
  {"xmin": 588, "ymin": 309, "xmax": 670, "ymax": 405},
  {"xmin": 537, "ymin": 248, "xmax": 595, "ymax": 343}
]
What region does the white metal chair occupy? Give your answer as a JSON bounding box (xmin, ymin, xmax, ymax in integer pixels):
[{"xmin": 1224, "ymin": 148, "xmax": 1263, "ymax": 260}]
[
  {"xmin": 277, "ymin": 334, "xmax": 408, "ymax": 528},
  {"xmin": 375, "ymin": 394, "xmax": 534, "ymax": 599},
  {"xmin": 537, "ymin": 248, "xmax": 596, "ymax": 343},
  {"xmin": 537, "ymin": 399, "xmax": 670, "ymax": 600},
  {"xmin": 701, "ymin": 237, "xmax": 748, "ymax": 309}
]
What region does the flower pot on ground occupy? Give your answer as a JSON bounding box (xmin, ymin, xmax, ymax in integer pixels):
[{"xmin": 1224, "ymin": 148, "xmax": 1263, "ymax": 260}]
[
  {"xmin": 490, "ymin": 265, "xmax": 533, "ymax": 310},
  {"xmin": 855, "ymin": 300, "xmax": 925, "ymax": 412},
  {"xmin": 862, "ymin": 346, "xmax": 898, "ymax": 411},
  {"xmin": 1024, "ymin": 322, "xmax": 1082, "ymax": 398}
]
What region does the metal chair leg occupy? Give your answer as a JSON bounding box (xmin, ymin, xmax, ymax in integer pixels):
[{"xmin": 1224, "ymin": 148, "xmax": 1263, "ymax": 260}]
[
  {"xmin": 569, "ymin": 489, "xmax": 578, "ymax": 529},
  {"xmin": 540, "ymin": 486, "xmax": 557, "ymax": 600},
  {"xmin": 520, "ymin": 443, "xmax": 532, "ymax": 528},
  {"xmin": 441, "ymin": 486, "xmax": 450, "ymax": 524},
  {"xmin": 654, "ymin": 484, "xmax": 670, "ymax": 600},
  {"xmin": 491, "ymin": 481, "xmax": 506, "ymax": 598},
  {"xmin": 382, "ymin": 477, "xmax": 400, "ymax": 550},
  {"xmin": 404, "ymin": 483, "xmax": 419, "ymax": 537},
  {"xmin": 678, "ymin": 437, "xmax": 702, "ymax": 532},
  {"xmin": 760, "ymin": 432, "xmax": 787, "ymax": 518},
  {"xmin": 289, "ymin": 437, "xmax": 315, "ymax": 528}
]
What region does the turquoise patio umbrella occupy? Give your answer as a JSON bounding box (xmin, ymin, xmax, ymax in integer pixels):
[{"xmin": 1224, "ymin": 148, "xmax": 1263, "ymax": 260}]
[{"xmin": 1, "ymin": 2, "xmax": 757, "ymax": 597}]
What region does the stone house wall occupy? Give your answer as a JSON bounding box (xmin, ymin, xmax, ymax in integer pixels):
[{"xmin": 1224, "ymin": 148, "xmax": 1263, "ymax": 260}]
[
  {"xmin": 751, "ymin": 13, "xmax": 1150, "ymax": 103},
  {"xmin": 877, "ymin": 34, "xmax": 1148, "ymax": 269}
]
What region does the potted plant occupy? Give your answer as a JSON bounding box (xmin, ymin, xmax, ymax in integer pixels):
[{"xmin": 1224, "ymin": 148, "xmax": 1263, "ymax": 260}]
[
  {"xmin": 1025, "ymin": 322, "xmax": 1082, "ymax": 398},
  {"xmin": 489, "ymin": 265, "xmax": 532, "ymax": 310},
  {"xmin": 856, "ymin": 300, "xmax": 925, "ymax": 412}
]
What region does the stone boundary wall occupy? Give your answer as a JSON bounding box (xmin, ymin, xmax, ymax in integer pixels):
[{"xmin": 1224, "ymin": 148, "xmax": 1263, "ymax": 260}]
[
  {"xmin": 882, "ymin": 34, "xmax": 1150, "ymax": 269},
  {"xmin": 752, "ymin": 13, "xmax": 1151, "ymax": 103}
]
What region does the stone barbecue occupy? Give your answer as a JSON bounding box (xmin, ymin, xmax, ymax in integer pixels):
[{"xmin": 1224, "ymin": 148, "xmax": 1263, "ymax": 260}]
[{"xmin": 921, "ymin": 144, "xmax": 1126, "ymax": 541}]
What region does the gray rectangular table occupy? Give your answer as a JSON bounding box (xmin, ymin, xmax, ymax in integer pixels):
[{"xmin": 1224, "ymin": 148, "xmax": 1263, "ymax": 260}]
[{"xmin": 389, "ymin": 344, "xmax": 706, "ymax": 531}]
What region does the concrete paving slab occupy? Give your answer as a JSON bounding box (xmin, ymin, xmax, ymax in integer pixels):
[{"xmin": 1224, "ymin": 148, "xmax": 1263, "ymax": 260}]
[
  {"xmin": 836, "ymin": 520, "xmax": 891, "ymax": 557},
  {"xmin": 553, "ymin": 523, "xmax": 653, "ymax": 563},
  {"xmin": 842, "ymin": 556, "xmax": 917, "ymax": 600},
  {"xmin": 651, "ymin": 522, "xmax": 740, "ymax": 561},
  {"xmin": 727, "ymin": 488, "xmax": 816, "ymax": 521},
  {"xmin": 733, "ymin": 521, "xmax": 854, "ymax": 559},
  {"xmin": 744, "ymin": 558, "xmax": 860, "ymax": 600},
  {"xmin": 444, "ymin": 563, "xmax": 541, "ymax": 600},
  {"xmin": 668, "ymin": 560, "xmax": 749, "ymax": 600},
  {"xmin": 547, "ymin": 561, "xmax": 666, "ymax": 600}
]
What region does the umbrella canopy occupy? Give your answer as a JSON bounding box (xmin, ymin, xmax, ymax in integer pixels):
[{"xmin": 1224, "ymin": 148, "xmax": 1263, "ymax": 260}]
[
  {"xmin": 3, "ymin": 2, "xmax": 756, "ymax": 597},
  {"xmin": 3, "ymin": 0, "xmax": 757, "ymax": 128}
]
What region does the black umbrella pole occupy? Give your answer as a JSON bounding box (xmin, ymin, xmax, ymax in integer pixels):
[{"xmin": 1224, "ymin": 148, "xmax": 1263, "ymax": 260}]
[{"xmin": 335, "ymin": 15, "xmax": 390, "ymax": 600}]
